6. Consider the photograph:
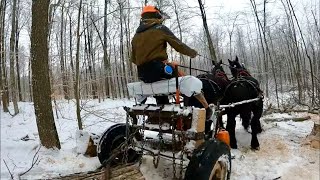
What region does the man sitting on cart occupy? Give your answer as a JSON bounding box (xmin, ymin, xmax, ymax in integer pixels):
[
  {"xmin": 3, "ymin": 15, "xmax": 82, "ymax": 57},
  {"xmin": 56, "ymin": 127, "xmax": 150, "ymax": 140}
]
[{"xmin": 130, "ymin": 5, "xmax": 212, "ymax": 119}]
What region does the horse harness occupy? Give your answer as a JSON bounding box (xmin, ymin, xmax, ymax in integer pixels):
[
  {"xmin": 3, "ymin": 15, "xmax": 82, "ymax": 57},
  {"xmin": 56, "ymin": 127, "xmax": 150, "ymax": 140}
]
[
  {"xmin": 226, "ymin": 76, "xmax": 263, "ymax": 99},
  {"xmin": 197, "ymin": 74, "xmax": 223, "ymax": 94}
]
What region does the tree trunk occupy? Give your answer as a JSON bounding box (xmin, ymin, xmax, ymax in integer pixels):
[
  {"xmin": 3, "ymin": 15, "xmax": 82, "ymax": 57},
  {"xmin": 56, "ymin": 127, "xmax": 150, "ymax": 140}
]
[
  {"xmin": 0, "ymin": 0, "xmax": 9, "ymax": 112},
  {"xmin": 31, "ymin": 0, "xmax": 61, "ymax": 149},
  {"xmin": 198, "ymin": 0, "xmax": 217, "ymax": 65},
  {"xmin": 15, "ymin": 0, "xmax": 22, "ymax": 101},
  {"xmin": 75, "ymin": 0, "xmax": 83, "ymax": 130},
  {"xmin": 60, "ymin": 2, "xmax": 69, "ymax": 100},
  {"xmin": 28, "ymin": 55, "xmax": 32, "ymax": 101},
  {"xmin": 118, "ymin": 0, "xmax": 128, "ymax": 98},
  {"xmin": 172, "ymin": 0, "xmax": 185, "ymax": 64},
  {"xmin": 68, "ymin": 11, "xmax": 74, "ymax": 100},
  {"xmin": 87, "ymin": 4, "xmax": 98, "ymax": 99},
  {"xmin": 15, "ymin": 28, "xmax": 22, "ymax": 102},
  {"xmin": 9, "ymin": 0, "xmax": 19, "ymax": 114},
  {"xmin": 103, "ymin": 0, "xmax": 110, "ymax": 98}
]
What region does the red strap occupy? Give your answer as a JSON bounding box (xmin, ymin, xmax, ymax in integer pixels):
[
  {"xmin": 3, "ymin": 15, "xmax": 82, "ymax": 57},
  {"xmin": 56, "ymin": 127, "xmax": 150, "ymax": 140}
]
[{"xmin": 238, "ymin": 70, "xmax": 251, "ymax": 77}]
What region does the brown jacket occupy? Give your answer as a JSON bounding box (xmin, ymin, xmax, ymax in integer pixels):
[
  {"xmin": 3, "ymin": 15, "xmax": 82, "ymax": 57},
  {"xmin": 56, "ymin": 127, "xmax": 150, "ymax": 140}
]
[{"xmin": 130, "ymin": 19, "xmax": 197, "ymax": 66}]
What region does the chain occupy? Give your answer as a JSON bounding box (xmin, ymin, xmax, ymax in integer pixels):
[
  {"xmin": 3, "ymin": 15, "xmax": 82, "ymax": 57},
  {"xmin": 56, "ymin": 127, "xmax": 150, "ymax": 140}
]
[
  {"xmin": 139, "ymin": 106, "xmax": 148, "ymax": 166},
  {"xmin": 153, "ymin": 107, "xmax": 164, "ymax": 168},
  {"xmin": 179, "ymin": 115, "xmax": 185, "ymax": 179},
  {"xmin": 171, "ymin": 112, "xmax": 177, "ymax": 179},
  {"xmin": 124, "ymin": 113, "xmax": 130, "ymax": 164}
]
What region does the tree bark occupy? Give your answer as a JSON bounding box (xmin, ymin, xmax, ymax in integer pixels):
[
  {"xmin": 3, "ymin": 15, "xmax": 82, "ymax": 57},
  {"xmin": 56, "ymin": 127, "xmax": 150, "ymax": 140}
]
[
  {"xmin": 67, "ymin": 11, "xmax": 74, "ymax": 100},
  {"xmin": 60, "ymin": 2, "xmax": 69, "ymax": 100},
  {"xmin": 75, "ymin": 0, "xmax": 83, "ymax": 130},
  {"xmin": 103, "ymin": 0, "xmax": 110, "ymax": 98},
  {"xmin": 198, "ymin": 0, "xmax": 217, "ymax": 65},
  {"xmin": 118, "ymin": 0, "xmax": 128, "ymax": 98},
  {"xmin": 15, "ymin": 17, "xmax": 22, "ymax": 101},
  {"xmin": 31, "ymin": 0, "xmax": 61, "ymax": 149},
  {"xmin": 15, "ymin": 0, "xmax": 22, "ymax": 101},
  {"xmin": 0, "ymin": 0, "xmax": 9, "ymax": 112},
  {"xmin": 9, "ymin": 0, "xmax": 19, "ymax": 114},
  {"xmin": 172, "ymin": 0, "xmax": 185, "ymax": 64}
]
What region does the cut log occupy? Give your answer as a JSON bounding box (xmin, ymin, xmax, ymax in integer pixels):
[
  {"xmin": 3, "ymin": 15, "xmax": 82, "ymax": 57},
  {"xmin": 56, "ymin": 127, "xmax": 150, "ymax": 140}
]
[
  {"xmin": 75, "ymin": 130, "xmax": 98, "ymax": 157},
  {"xmin": 310, "ymin": 121, "xmax": 320, "ymax": 136},
  {"xmin": 85, "ymin": 137, "xmax": 97, "ymax": 157},
  {"xmin": 262, "ymin": 116, "xmax": 311, "ymax": 123},
  {"xmin": 308, "ymin": 121, "xmax": 320, "ymax": 149}
]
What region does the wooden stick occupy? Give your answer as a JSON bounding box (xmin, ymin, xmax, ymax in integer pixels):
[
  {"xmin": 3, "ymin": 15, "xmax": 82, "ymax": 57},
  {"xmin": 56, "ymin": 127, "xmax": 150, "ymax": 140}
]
[{"xmin": 220, "ymin": 97, "xmax": 261, "ymax": 108}]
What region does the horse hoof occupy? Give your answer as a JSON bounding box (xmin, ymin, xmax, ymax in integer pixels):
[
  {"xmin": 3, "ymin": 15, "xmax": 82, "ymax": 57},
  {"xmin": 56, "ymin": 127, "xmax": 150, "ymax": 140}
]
[
  {"xmin": 251, "ymin": 146, "xmax": 260, "ymax": 151},
  {"xmin": 230, "ymin": 144, "xmax": 238, "ymax": 149},
  {"xmin": 257, "ymin": 128, "xmax": 263, "ymax": 134}
]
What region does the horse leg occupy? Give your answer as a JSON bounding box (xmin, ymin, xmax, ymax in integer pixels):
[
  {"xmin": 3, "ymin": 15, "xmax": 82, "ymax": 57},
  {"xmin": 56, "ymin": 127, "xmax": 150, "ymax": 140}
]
[
  {"xmin": 250, "ymin": 100, "xmax": 263, "ymax": 150},
  {"xmin": 240, "ymin": 108, "xmax": 251, "ymax": 131},
  {"xmin": 217, "ymin": 113, "xmax": 224, "ymax": 129},
  {"xmin": 253, "ymin": 99, "xmax": 263, "ymax": 134},
  {"xmin": 226, "ymin": 111, "xmax": 237, "ymax": 149},
  {"xmin": 205, "ymin": 120, "xmax": 213, "ymax": 138}
]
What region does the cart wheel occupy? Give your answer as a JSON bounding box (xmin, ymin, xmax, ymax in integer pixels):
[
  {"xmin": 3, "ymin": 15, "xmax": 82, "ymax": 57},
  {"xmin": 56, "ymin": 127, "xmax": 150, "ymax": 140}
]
[
  {"xmin": 97, "ymin": 123, "xmax": 141, "ymax": 167},
  {"xmin": 185, "ymin": 139, "xmax": 231, "ymax": 180}
]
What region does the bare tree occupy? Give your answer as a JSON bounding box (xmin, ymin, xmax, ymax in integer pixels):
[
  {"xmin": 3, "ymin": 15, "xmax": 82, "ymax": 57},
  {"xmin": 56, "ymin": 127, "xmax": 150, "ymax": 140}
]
[
  {"xmin": 9, "ymin": 0, "xmax": 19, "ymax": 115},
  {"xmin": 15, "ymin": 0, "xmax": 22, "ymax": 101},
  {"xmin": 60, "ymin": 0, "xmax": 69, "ymax": 100},
  {"xmin": 75, "ymin": 0, "xmax": 83, "ymax": 130},
  {"xmin": 0, "ymin": 0, "xmax": 9, "ymax": 112},
  {"xmin": 31, "ymin": 0, "xmax": 60, "ymax": 149},
  {"xmin": 103, "ymin": 0, "xmax": 111, "ymax": 98},
  {"xmin": 198, "ymin": 0, "xmax": 217, "ymax": 64}
]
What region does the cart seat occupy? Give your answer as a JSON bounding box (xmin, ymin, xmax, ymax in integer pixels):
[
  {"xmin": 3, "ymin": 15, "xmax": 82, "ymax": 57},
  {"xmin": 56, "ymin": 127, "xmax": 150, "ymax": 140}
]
[{"xmin": 127, "ymin": 75, "xmax": 202, "ymax": 102}]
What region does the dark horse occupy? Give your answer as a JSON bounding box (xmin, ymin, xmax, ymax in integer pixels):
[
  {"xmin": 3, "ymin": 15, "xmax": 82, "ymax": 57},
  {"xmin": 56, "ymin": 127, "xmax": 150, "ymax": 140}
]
[
  {"xmin": 185, "ymin": 60, "xmax": 230, "ymax": 135},
  {"xmin": 223, "ymin": 56, "xmax": 263, "ymax": 150}
]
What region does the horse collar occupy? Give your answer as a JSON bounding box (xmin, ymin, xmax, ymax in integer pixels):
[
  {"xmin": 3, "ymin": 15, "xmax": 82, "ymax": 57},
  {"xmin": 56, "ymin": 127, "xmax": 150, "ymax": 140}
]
[
  {"xmin": 238, "ymin": 70, "xmax": 250, "ymax": 77},
  {"xmin": 216, "ymin": 71, "xmax": 228, "ymax": 81}
]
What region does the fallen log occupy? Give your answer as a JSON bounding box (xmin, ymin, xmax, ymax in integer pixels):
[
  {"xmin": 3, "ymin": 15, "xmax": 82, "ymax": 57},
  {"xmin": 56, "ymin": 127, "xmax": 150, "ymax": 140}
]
[
  {"xmin": 263, "ymin": 108, "xmax": 319, "ymax": 116},
  {"xmin": 52, "ymin": 164, "xmax": 144, "ymax": 180},
  {"xmin": 262, "ymin": 116, "xmax": 311, "ymax": 123}
]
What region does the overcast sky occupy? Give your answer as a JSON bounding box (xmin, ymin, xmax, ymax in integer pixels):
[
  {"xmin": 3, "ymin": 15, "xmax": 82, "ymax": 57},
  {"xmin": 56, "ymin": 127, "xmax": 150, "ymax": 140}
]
[{"xmin": 17, "ymin": 0, "xmax": 319, "ymax": 55}]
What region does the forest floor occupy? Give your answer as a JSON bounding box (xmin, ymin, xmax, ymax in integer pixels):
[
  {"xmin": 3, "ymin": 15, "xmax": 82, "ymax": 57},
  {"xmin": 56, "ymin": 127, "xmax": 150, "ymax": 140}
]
[{"xmin": 0, "ymin": 98, "xmax": 319, "ymax": 180}]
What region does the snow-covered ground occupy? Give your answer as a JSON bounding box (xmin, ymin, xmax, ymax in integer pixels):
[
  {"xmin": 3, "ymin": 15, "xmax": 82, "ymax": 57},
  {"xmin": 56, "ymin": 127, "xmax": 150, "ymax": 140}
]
[{"xmin": 1, "ymin": 99, "xmax": 319, "ymax": 179}]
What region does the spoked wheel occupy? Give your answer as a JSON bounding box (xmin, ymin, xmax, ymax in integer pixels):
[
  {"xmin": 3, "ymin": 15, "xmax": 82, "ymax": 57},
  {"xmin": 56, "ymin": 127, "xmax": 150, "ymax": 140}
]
[
  {"xmin": 185, "ymin": 139, "xmax": 231, "ymax": 180},
  {"xmin": 97, "ymin": 123, "xmax": 141, "ymax": 167}
]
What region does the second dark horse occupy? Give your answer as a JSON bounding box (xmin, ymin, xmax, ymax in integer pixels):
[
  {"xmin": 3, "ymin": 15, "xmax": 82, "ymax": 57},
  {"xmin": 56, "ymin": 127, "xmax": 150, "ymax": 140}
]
[{"xmin": 224, "ymin": 56, "xmax": 263, "ymax": 150}]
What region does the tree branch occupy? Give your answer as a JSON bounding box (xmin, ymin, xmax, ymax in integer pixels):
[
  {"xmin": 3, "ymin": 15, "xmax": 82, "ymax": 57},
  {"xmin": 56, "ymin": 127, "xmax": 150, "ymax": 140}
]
[
  {"xmin": 3, "ymin": 159, "xmax": 14, "ymax": 179},
  {"xmin": 18, "ymin": 145, "xmax": 41, "ymax": 177}
]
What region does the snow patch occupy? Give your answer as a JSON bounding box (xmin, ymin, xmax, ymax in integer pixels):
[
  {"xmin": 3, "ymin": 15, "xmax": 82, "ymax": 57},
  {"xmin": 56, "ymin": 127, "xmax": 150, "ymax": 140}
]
[{"xmin": 75, "ymin": 130, "xmax": 90, "ymax": 154}]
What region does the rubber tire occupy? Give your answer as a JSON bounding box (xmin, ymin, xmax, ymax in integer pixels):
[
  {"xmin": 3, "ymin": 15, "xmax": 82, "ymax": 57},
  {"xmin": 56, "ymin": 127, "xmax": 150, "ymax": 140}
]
[
  {"xmin": 97, "ymin": 123, "xmax": 141, "ymax": 166},
  {"xmin": 185, "ymin": 139, "xmax": 231, "ymax": 180}
]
